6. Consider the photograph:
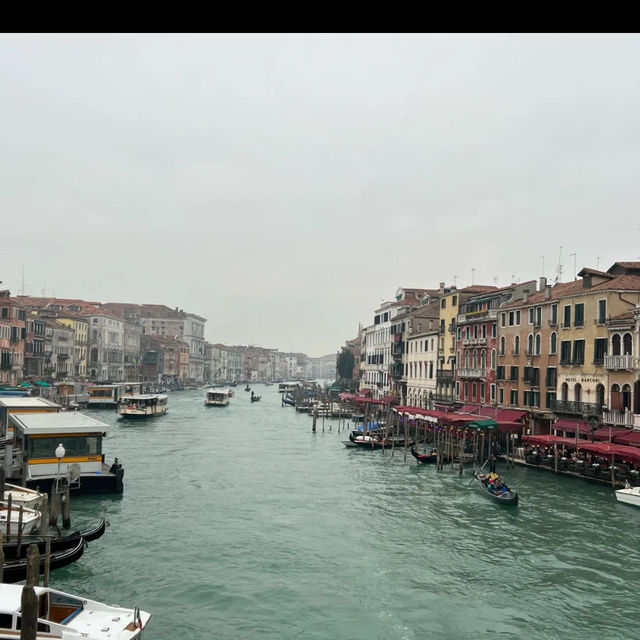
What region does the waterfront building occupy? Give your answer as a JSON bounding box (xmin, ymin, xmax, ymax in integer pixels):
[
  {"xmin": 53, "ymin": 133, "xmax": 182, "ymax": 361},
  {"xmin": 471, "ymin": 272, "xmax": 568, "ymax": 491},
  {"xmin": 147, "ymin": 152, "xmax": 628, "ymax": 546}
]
[
  {"xmin": 551, "ymin": 263, "xmax": 640, "ymax": 432},
  {"xmin": 405, "ymin": 312, "xmax": 440, "ymax": 407},
  {"xmin": 23, "ymin": 312, "xmax": 45, "ymax": 379},
  {"xmin": 43, "ymin": 319, "xmax": 75, "ymax": 380},
  {"xmin": 456, "ymin": 281, "xmax": 534, "ymax": 408},
  {"xmin": 56, "ymin": 315, "xmax": 89, "ymax": 378},
  {"xmin": 227, "ymin": 347, "xmax": 245, "ymax": 382},
  {"xmin": 84, "ymin": 311, "xmax": 124, "ymax": 381},
  {"xmin": 140, "ymin": 334, "xmax": 183, "ymax": 385},
  {"xmin": 0, "ymin": 291, "xmax": 25, "ymax": 385},
  {"xmin": 434, "ymin": 284, "xmax": 497, "ymax": 407}
]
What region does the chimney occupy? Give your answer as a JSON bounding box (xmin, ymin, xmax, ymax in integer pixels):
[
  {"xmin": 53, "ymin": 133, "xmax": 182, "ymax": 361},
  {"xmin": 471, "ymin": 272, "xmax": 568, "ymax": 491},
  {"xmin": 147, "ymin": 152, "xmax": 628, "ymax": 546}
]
[
  {"xmin": 439, "ymin": 282, "xmax": 445, "ymax": 294},
  {"xmin": 539, "ymin": 277, "xmax": 547, "ymax": 291},
  {"xmin": 522, "ymin": 290, "xmax": 529, "ymax": 303},
  {"xmin": 545, "ymin": 286, "xmax": 552, "ymax": 300}
]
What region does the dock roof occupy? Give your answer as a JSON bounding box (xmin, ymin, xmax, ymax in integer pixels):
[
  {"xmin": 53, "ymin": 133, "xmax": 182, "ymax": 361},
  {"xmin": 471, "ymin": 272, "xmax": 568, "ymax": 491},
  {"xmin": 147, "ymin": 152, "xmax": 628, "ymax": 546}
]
[
  {"xmin": 10, "ymin": 412, "xmax": 109, "ymax": 435},
  {"xmin": 0, "ymin": 397, "xmax": 60, "ymax": 410}
]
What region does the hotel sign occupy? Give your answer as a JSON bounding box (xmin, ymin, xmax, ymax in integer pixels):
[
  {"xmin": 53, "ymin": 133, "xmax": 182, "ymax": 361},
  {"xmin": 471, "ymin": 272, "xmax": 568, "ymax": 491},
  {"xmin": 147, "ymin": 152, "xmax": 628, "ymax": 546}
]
[{"xmin": 563, "ymin": 376, "xmax": 603, "ymax": 384}]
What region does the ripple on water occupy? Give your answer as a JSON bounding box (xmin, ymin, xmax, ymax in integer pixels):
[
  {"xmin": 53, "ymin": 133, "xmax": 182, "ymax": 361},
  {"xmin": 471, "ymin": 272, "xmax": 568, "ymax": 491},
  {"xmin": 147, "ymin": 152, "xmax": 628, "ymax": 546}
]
[{"xmin": 52, "ymin": 392, "xmax": 640, "ymax": 640}]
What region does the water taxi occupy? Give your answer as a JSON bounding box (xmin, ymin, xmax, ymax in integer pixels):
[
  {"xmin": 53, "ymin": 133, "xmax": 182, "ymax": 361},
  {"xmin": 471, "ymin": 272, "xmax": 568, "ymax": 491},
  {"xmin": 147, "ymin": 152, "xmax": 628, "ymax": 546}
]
[
  {"xmin": 0, "ymin": 583, "xmax": 151, "ymax": 639},
  {"xmin": 0, "ymin": 501, "xmax": 41, "ymax": 536},
  {"xmin": 278, "ymin": 381, "xmax": 301, "ymax": 393},
  {"xmin": 87, "ymin": 383, "xmax": 143, "ymax": 409},
  {"xmin": 8, "ymin": 412, "xmax": 124, "ymax": 494},
  {"xmin": 615, "ymin": 482, "xmax": 640, "ymax": 507},
  {"xmin": 3, "ymin": 482, "xmax": 44, "ymax": 511},
  {"xmin": 117, "ymin": 394, "xmax": 168, "ymax": 418},
  {"xmin": 205, "ymin": 389, "xmax": 230, "ymax": 407}
]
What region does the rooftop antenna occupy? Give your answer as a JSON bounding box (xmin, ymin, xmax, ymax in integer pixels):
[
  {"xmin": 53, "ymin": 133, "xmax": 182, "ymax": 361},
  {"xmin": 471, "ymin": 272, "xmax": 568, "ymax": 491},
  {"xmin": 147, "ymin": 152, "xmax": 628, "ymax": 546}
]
[
  {"xmin": 556, "ymin": 246, "xmax": 563, "ymax": 284},
  {"xmin": 21, "ymin": 262, "xmax": 25, "ymax": 296},
  {"xmin": 453, "ymin": 275, "xmax": 458, "ymax": 287},
  {"xmin": 596, "ymin": 256, "xmax": 602, "ymax": 270},
  {"xmin": 471, "ymin": 267, "xmax": 476, "ymax": 285},
  {"xmin": 541, "ymin": 255, "xmax": 545, "ymax": 278},
  {"xmin": 569, "ymin": 253, "xmax": 577, "ymax": 280}
]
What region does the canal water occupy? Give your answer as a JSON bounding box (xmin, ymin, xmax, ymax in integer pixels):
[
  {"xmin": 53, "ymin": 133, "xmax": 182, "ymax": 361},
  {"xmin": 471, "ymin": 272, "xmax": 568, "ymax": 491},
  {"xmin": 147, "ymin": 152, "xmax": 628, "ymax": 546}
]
[{"xmin": 51, "ymin": 388, "xmax": 640, "ymax": 640}]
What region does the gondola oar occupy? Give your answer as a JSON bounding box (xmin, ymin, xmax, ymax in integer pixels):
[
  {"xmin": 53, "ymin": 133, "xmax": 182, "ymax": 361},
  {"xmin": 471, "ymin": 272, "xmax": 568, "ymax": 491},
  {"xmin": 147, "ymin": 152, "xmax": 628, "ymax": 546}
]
[{"xmin": 468, "ymin": 460, "xmax": 488, "ymax": 486}]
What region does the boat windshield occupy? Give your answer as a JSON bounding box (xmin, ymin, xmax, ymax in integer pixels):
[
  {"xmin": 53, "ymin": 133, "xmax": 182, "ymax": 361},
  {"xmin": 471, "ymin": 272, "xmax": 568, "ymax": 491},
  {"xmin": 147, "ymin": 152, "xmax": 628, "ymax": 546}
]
[{"xmin": 39, "ymin": 592, "xmax": 84, "ymax": 625}]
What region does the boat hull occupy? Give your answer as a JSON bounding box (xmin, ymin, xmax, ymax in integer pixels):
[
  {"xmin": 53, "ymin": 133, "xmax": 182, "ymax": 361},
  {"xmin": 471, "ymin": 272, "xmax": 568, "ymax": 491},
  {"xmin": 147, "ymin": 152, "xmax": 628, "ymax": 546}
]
[
  {"xmin": 2, "ymin": 538, "xmax": 85, "ymax": 583},
  {"xmin": 615, "ymin": 488, "xmax": 640, "ymax": 507},
  {"xmin": 473, "ymin": 471, "xmax": 519, "ymax": 506}
]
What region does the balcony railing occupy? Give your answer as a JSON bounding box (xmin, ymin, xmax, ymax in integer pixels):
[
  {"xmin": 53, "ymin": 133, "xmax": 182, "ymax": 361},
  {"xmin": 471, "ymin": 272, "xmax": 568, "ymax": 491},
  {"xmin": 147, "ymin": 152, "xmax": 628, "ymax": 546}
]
[
  {"xmin": 604, "ymin": 355, "xmax": 636, "ymax": 370},
  {"xmin": 551, "ymin": 399, "xmax": 602, "ymax": 416},
  {"xmin": 602, "ymin": 409, "xmax": 634, "ymax": 427},
  {"xmin": 436, "ymin": 370, "xmax": 454, "ymax": 382},
  {"xmin": 457, "ymin": 367, "xmax": 484, "ymax": 378}
]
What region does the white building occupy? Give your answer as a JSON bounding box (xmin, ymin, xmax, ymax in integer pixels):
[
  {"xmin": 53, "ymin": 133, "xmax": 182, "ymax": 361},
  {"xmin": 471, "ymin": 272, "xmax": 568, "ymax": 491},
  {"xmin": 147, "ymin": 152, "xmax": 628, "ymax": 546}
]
[
  {"xmin": 85, "ymin": 312, "xmax": 124, "ymax": 381},
  {"xmin": 406, "ymin": 322, "xmax": 439, "ymax": 408}
]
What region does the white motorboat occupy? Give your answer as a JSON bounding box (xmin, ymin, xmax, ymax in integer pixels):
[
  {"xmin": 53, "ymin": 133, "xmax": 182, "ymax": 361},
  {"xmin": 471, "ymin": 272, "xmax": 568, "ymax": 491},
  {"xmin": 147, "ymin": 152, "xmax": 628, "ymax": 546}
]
[
  {"xmin": 0, "ymin": 500, "xmax": 41, "ymax": 536},
  {"xmin": 0, "ymin": 583, "xmax": 151, "ymax": 639},
  {"xmin": 205, "ymin": 389, "xmax": 229, "ymax": 407},
  {"xmin": 116, "ymin": 394, "xmax": 168, "ymax": 418},
  {"xmin": 615, "ymin": 483, "xmax": 640, "ymax": 507},
  {"xmin": 3, "ymin": 483, "xmax": 43, "ymax": 511}
]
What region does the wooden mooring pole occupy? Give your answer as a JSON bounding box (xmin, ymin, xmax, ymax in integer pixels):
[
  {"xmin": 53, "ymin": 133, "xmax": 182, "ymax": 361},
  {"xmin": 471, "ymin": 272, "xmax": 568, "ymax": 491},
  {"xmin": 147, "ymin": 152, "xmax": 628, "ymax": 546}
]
[{"xmin": 20, "ymin": 584, "xmax": 38, "ymax": 640}]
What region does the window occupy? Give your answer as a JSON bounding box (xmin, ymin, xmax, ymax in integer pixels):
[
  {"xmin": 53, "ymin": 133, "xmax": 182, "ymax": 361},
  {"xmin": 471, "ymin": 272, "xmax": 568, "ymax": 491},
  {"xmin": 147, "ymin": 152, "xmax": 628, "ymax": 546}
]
[
  {"xmin": 441, "ymin": 299, "xmax": 446, "ymax": 309},
  {"xmin": 546, "ymin": 367, "xmax": 557, "ymax": 387},
  {"xmin": 529, "ymin": 308, "xmax": 534, "ymax": 324},
  {"xmin": 499, "ymin": 388, "xmax": 504, "ymax": 403},
  {"xmin": 535, "ymin": 334, "xmax": 541, "ymax": 355},
  {"xmin": 572, "ymin": 339, "xmax": 585, "ymax": 365},
  {"xmin": 594, "ymin": 338, "xmax": 607, "ymax": 365},
  {"xmin": 550, "ymin": 332, "xmax": 557, "ymax": 354},
  {"xmin": 560, "ymin": 341, "xmax": 572, "ymax": 365},
  {"xmin": 545, "ymin": 391, "xmax": 556, "ymax": 409},
  {"xmin": 440, "ymin": 319, "xmax": 445, "ymax": 334},
  {"xmin": 490, "ymin": 384, "xmax": 495, "ymax": 402},
  {"xmin": 574, "ymin": 303, "xmax": 584, "ymax": 327},
  {"xmin": 597, "ymin": 299, "xmax": 607, "ymax": 324},
  {"xmin": 527, "ymin": 334, "xmax": 533, "ymax": 355},
  {"xmin": 623, "ymin": 333, "xmax": 633, "ymax": 356},
  {"xmin": 514, "ymin": 335, "xmax": 520, "ymax": 355},
  {"xmin": 472, "ymin": 382, "xmax": 477, "ymax": 401},
  {"xmin": 464, "ymin": 382, "xmax": 469, "ymax": 400},
  {"xmin": 452, "ymin": 295, "xmax": 457, "ymax": 306},
  {"xmin": 500, "ymin": 336, "xmax": 505, "ymax": 355},
  {"xmin": 492, "ymin": 322, "xmax": 497, "ymax": 338},
  {"xmin": 491, "ymin": 349, "xmax": 496, "ymax": 369},
  {"xmin": 501, "ymin": 313, "xmax": 506, "ymax": 327},
  {"xmin": 516, "ymin": 310, "xmax": 521, "ymax": 325},
  {"xmin": 0, "ymin": 308, "xmax": 7, "ymax": 318},
  {"xmin": 510, "ymin": 365, "xmax": 519, "ymax": 382},
  {"xmin": 480, "ymin": 383, "xmax": 485, "ymax": 401},
  {"xmin": 611, "ymin": 334, "xmax": 621, "ymax": 356},
  {"xmin": 523, "ymin": 390, "xmax": 530, "ymax": 406},
  {"xmin": 496, "ymin": 365, "xmax": 505, "ymax": 380},
  {"xmin": 510, "ymin": 389, "xmax": 518, "ymax": 405},
  {"xmin": 509, "ymin": 311, "xmax": 514, "ymax": 326},
  {"xmin": 563, "ymin": 305, "xmax": 571, "ymax": 328},
  {"xmin": 551, "ymin": 304, "xmax": 558, "ymax": 326}
]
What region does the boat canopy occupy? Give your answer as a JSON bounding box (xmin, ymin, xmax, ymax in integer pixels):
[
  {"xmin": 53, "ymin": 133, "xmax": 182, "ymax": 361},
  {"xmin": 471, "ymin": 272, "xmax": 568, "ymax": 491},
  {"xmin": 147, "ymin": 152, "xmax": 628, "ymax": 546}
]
[{"xmin": 10, "ymin": 412, "xmax": 109, "ymax": 435}]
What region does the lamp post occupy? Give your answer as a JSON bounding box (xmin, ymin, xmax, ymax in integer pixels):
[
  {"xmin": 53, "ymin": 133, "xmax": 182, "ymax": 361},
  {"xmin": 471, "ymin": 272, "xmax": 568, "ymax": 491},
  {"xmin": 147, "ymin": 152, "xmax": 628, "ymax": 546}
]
[{"xmin": 55, "ymin": 443, "xmax": 65, "ymax": 492}]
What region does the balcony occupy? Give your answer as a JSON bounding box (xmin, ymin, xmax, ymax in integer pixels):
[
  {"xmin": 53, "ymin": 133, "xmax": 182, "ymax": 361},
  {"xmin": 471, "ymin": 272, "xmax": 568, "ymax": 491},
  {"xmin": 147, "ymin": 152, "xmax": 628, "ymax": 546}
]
[
  {"xmin": 433, "ymin": 392, "xmax": 455, "ymax": 403},
  {"xmin": 436, "ymin": 370, "xmax": 454, "ymax": 383},
  {"xmin": 448, "ymin": 323, "xmax": 456, "ymax": 333},
  {"xmin": 602, "ymin": 409, "xmax": 634, "ymax": 427},
  {"xmin": 457, "ymin": 367, "xmax": 484, "ymax": 378},
  {"xmin": 551, "ymin": 399, "xmax": 602, "ymax": 416},
  {"xmin": 604, "ymin": 355, "xmax": 636, "ymax": 370}
]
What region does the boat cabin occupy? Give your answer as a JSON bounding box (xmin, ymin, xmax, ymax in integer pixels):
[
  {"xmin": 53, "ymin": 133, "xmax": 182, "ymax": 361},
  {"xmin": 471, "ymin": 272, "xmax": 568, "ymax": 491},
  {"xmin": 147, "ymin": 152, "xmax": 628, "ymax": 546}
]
[
  {"xmin": 8, "ymin": 412, "xmax": 123, "ymax": 493},
  {"xmin": 205, "ymin": 389, "xmax": 230, "ymax": 406},
  {"xmin": 87, "ymin": 382, "xmax": 143, "ymax": 408},
  {"xmin": 117, "ymin": 393, "xmax": 168, "ymax": 417},
  {"xmin": 278, "ymin": 381, "xmax": 301, "ymax": 393}
]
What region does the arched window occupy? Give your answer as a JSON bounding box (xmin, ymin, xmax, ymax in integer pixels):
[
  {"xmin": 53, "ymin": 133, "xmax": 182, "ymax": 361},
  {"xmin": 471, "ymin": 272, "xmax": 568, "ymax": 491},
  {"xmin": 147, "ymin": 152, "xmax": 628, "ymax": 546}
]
[
  {"xmin": 535, "ymin": 334, "xmax": 541, "ymax": 355},
  {"xmin": 92, "ymin": 329, "xmax": 98, "ymax": 341},
  {"xmin": 465, "ymin": 351, "xmax": 470, "ymax": 368},
  {"xmin": 550, "ymin": 332, "xmax": 557, "ymax": 354},
  {"xmin": 90, "ymin": 348, "xmax": 98, "ymax": 362},
  {"xmin": 623, "ymin": 333, "xmax": 633, "ymax": 356},
  {"xmin": 480, "ymin": 350, "xmax": 486, "ymax": 369},
  {"xmin": 491, "ymin": 349, "xmax": 496, "ymax": 369},
  {"xmin": 622, "ymin": 383, "xmax": 632, "ymax": 410},
  {"xmin": 457, "ymin": 351, "xmax": 460, "ymax": 368},
  {"xmin": 500, "ymin": 336, "xmax": 505, "ymax": 355},
  {"xmin": 472, "ymin": 351, "xmax": 477, "ymax": 368},
  {"xmin": 595, "ymin": 384, "xmax": 605, "ymax": 408},
  {"xmin": 612, "ymin": 334, "xmax": 621, "ymax": 356},
  {"xmin": 561, "ymin": 382, "xmax": 569, "ymax": 401},
  {"xmin": 527, "ymin": 334, "xmax": 534, "ymax": 354},
  {"xmin": 514, "ymin": 335, "xmax": 520, "ymax": 354},
  {"xmin": 574, "ymin": 383, "xmax": 582, "ymax": 403}
]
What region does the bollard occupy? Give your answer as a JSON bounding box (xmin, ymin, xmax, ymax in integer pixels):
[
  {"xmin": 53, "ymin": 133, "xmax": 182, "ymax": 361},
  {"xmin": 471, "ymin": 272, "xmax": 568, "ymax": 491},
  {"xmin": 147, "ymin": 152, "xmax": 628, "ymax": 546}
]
[
  {"xmin": 25, "ymin": 544, "xmax": 40, "ymax": 587},
  {"xmin": 40, "ymin": 493, "xmax": 49, "ymax": 535},
  {"xmin": 0, "ymin": 529, "xmax": 4, "ymax": 583},
  {"xmin": 61, "ymin": 480, "xmax": 71, "ymax": 529},
  {"xmin": 49, "ymin": 488, "xmax": 59, "ymax": 527},
  {"xmin": 20, "ymin": 584, "xmax": 38, "ymax": 640},
  {"xmin": 44, "ymin": 538, "xmax": 51, "ymax": 587}
]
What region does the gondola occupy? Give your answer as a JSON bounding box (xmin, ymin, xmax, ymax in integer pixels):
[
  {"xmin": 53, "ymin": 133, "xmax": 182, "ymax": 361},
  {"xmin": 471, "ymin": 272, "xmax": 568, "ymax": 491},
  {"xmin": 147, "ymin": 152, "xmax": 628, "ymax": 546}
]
[
  {"xmin": 2, "ymin": 538, "xmax": 85, "ymax": 583},
  {"xmin": 2, "ymin": 517, "xmax": 106, "ymax": 560},
  {"xmin": 250, "ymin": 395, "xmax": 261, "ymax": 402},
  {"xmin": 472, "ymin": 467, "xmax": 519, "ymax": 506},
  {"xmin": 244, "ymin": 385, "xmax": 251, "ymax": 392},
  {"xmin": 410, "ymin": 446, "xmax": 438, "ymax": 464}
]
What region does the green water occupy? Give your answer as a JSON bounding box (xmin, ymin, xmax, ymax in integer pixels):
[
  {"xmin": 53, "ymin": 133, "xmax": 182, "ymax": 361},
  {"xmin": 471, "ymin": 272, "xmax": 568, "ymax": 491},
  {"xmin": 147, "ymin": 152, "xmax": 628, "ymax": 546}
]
[{"xmin": 51, "ymin": 388, "xmax": 640, "ymax": 640}]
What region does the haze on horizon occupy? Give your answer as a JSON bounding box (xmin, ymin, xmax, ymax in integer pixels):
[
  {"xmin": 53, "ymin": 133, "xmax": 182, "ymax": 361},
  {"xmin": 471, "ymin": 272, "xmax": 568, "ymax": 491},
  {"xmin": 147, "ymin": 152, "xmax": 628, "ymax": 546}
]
[{"xmin": 1, "ymin": 34, "xmax": 639, "ymax": 358}]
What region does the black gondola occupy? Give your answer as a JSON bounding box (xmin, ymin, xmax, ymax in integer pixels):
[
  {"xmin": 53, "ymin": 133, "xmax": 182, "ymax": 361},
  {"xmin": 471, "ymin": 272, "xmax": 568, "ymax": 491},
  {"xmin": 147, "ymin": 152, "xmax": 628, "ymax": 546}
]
[
  {"xmin": 2, "ymin": 518, "xmax": 107, "ymax": 560},
  {"xmin": 472, "ymin": 467, "xmax": 519, "ymax": 506},
  {"xmin": 410, "ymin": 446, "xmax": 439, "ymax": 464},
  {"xmin": 244, "ymin": 385, "xmax": 251, "ymax": 392},
  {"xmin": 2, "ymin": 538, "xmax": 85, "ymax": 583},
  {"xmin": 251, "ymin": 395, "xmax": 261, "ymax": 402}
]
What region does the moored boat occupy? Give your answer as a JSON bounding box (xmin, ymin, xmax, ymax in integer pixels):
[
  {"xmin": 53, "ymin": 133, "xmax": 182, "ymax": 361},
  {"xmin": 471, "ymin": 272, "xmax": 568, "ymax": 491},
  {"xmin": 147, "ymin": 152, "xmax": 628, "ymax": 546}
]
[
  {"xmin": 472, "ymin": 468, "xmax": 519, "ymax": 506},
  {"xmin": 117, "ymin": 394, "xmax": 168, "ymax": 418},
  {"xmin": 0, "ymin": 582, "xmax": 151, "ymax": 638},
  {"xmin": 0, "ymin": 501, "xmax": 41, "ymax": 537},
  {"xmin": 2, "ymin": 538, "xmax": 85, "ymax": 584},
  {"xmin": 410, "ymin": 446, "xmax": 437, "ymax": 464},
  {"xmin": 3, "ymin": 517, "xmax": 107, "ymax": 560},
  {"xmin": 2, "ymin": 483, "xmax": 44, "ymax": 511},
  {"xmin": 615, "ymin": 482, "xmax": 640, "ymax": 507}
]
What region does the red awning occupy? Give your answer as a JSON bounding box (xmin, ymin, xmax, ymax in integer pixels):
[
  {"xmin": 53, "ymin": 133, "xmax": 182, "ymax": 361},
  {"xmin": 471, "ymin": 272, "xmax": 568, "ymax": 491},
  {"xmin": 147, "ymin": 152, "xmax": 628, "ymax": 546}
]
[
  {"xmin": 497, "ymin": 421, "xmax": 525, "ymax": 432},
  {"xmin": 613, "ymin": 431, "xmax": 640, "ymax": 447},
  {"xmin": 477, "ymin": 408, "xmax": 528, "ymax": 422},
  {"xmin": 523, "ymin": 434, "xmax": 584, "ymax": 447},
  {"xmin": 574, "ymin": 441, "xmax": 640, "ymax": 463},
  {"xmin": 593, "ymin": 427, "xmax": 632, "ymax": 442},
  {"xmin": 458, "ymin": 404, "xmax": 481, "ymax": 414},
  {"xmin": 553, "ymin": 419, "xmax": 593, "ymax": 436},
  {"xmin": 446, "ymin": 413, "xmax": 479, "ymax": 424}
]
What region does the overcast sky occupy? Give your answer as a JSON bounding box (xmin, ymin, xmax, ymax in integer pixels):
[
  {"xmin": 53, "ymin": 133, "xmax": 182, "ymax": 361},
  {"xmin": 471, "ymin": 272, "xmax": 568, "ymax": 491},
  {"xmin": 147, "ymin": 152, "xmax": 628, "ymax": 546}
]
[{"xmin": 1, "ymin": 34, "xmax": 639, "ymax": 356}]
